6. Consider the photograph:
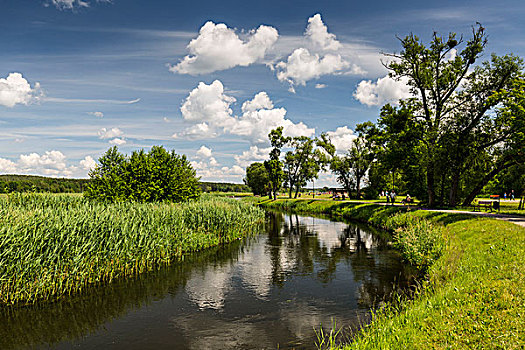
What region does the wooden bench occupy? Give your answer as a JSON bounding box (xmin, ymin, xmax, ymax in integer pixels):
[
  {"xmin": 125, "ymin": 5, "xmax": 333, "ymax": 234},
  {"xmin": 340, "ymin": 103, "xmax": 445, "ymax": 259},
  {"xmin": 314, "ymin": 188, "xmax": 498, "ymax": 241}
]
[{"xmin": 472, "ymin": 200, "xmax": 493, "ymax": 212}]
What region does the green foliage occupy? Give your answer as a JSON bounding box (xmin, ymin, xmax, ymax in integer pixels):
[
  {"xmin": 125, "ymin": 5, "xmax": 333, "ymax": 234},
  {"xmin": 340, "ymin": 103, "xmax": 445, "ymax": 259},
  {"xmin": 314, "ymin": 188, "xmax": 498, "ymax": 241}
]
[
  {"xmin": 265, "ymin": 127, "xmax": 288, "ymax": 200},
  {"xmin": 244, "ymin": 162, "xmax": 270, "ymax": 196},
  {"xmin": 388, "ymin": 214, "xmax": 445, "ymax": 270},
  {"xmin": 330, "ymin": 136, "xmax": 374, "ymax": 199},
  {"xmin": 359, "ymin": 25, "xmax": 524, "ymax": 207},
  {"xmin": 85, "ymin": 146, "xmax": 201, "ymax": 202},
  {"xmin": 0, "ymin": 193, "xmax": 264, "ymax": 305},
  {"xmin": 0, "ymin": 175, "xmax": 88, "ymax": 193}
]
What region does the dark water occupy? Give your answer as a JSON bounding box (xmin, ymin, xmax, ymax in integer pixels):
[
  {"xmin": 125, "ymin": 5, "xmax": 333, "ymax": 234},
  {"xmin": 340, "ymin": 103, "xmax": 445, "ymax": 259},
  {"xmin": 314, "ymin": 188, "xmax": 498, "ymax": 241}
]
[{"xmin": 0, "ymin": 211, "xmax": 413, "ymax": 350}]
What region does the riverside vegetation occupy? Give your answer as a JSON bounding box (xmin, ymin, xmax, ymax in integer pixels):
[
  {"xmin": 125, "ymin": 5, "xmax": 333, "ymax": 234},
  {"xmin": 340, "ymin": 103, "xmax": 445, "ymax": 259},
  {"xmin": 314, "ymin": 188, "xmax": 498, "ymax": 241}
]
[
  {"xmin": 258, "ymin": 199, "xmax": 524, "ymax": 348},
  {"xmin": 0, "ymin": 193, "xmax": 264, "ymax": 306}
]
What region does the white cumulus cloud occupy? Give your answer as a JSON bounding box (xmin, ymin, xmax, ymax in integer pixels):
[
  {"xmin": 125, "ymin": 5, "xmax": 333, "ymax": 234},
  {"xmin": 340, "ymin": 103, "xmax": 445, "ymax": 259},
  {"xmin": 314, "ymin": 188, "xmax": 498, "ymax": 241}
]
[
  {"xmin": 326, "ymin": 126, "xmax": 357, "ymax": 153},
  {"xmin": 109, "ymin": 138, "xmax": 126, "ymax": 145},
  {"xmin": 305, "ymin": 14, "xmax": 342, "ymax": 51},
  {"xmin": 0, "ymin": 152, "xmax": 102, "ymax": 177},
  {"xmin": 98, "ymin": 127, "xmax": 124, "ymax": 139},
  {"xmin": 170, "ymin": 21, "xmax": 278, "ymax": 75},
  {"xmin": 79, "ymin": 156, "xmax": 97, "ymax": 170},
  {"xmin": 234, "ymin": 146, "xmax": 271, "ymax": 167},
  {"xmin": 0, "ymin": 158, "xmax": 17, "ymax": 173},
  {"xmin": 175, "ymin": 81, "xmax": 315, "ymax": 144},
  {"xmin": 354, "ymin": 75, "xmax": 411, "ymax": 106},
  {"xmin": 0, "ymin": 73, "xmax": 41, "ymax": 108},
  {"xmin": 196, "ymin": 145, "xmax": 213, "ymax": 158},
  {"xmin": 275, "ymin": 48, "xmax": 349, "ymax": 87}
]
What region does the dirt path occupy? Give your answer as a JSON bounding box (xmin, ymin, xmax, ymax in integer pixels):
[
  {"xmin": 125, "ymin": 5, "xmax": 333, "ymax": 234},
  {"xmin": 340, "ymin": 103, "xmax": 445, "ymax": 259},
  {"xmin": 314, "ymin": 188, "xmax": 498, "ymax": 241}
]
[{"xmin": 421, "ymin": 209, "xmax": 525, "ymax": 227}]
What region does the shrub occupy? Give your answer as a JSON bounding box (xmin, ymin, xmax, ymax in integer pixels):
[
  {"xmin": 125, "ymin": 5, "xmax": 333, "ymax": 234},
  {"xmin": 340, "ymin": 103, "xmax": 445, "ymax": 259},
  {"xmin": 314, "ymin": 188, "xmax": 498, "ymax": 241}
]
[{"xmin": 85, "ymin": 146, "xmax": 201, "ymax": 203}]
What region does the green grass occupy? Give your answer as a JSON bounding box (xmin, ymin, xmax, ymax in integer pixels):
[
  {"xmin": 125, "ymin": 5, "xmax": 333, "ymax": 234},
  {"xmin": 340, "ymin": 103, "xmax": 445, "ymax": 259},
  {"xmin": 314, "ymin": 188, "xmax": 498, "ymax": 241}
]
[
  {"xmin": 259, "ymin": 199, "xmax": 525, "ymax": 349},
  {"xmin": 0, "ymin": 193, "xmax": 264, "ymax": 306}
]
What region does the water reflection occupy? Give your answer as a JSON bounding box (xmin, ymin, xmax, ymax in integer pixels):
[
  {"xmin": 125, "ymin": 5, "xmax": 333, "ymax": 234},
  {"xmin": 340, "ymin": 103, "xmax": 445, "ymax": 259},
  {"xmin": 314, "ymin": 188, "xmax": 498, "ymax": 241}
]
[{"xmin": 0, "ymin": 211, "xmax": 413, "ymax": 350}]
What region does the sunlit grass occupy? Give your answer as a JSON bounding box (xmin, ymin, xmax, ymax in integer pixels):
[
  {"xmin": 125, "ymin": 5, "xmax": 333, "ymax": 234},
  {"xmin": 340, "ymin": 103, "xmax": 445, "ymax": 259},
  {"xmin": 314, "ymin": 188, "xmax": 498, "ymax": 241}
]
[{"xmin": 259, "ymin": 199, "xmax": 525, "ymax": 349}]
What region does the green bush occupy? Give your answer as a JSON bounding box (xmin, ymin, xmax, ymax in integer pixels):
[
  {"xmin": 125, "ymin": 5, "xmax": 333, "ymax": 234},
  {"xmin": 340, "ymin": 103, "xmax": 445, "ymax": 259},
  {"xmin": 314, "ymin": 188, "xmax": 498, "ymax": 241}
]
[{"xmin": 85, "ymin": 146, "xmax": 201, "ymax": 202}]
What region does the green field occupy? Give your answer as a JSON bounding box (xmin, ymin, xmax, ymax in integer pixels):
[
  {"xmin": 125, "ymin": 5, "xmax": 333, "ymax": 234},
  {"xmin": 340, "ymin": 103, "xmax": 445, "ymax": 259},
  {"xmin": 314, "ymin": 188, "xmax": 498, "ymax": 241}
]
[
  {"xmin": 258, "ymin": 199, "xmax": 525, "ymax": 349},
  {"xmin": 0, "ymin": 193, "xmax": 264, "ymax": 306}
]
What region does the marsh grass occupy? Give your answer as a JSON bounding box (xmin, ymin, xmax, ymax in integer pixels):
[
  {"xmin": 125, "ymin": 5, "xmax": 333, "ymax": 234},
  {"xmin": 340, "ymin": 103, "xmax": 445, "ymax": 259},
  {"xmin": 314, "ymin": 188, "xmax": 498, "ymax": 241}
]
[{"xmin": 0, "ymin": 193, "xmax": 264, "ymax": 306}]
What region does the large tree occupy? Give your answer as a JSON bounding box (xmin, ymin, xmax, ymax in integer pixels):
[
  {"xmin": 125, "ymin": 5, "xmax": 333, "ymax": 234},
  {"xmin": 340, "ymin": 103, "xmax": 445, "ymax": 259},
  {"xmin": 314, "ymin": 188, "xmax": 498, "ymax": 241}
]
[
  {"xmin": 384, "ymin": 24, "xmax": 523, "ymax": 206},
  {"xmin": 244, "ymin": 162, "xmax": 270, "ymax": 196},
  {"xmin": 330, "ymin": 136, "xmax": 374, "ymax": 199},
  {"xmin": 283, "ymin": 134, "xmax": 334, "ymax": 198},
  {"xmin": 264, "ymin": 127, "xmax": 289, "ymax": 200}
]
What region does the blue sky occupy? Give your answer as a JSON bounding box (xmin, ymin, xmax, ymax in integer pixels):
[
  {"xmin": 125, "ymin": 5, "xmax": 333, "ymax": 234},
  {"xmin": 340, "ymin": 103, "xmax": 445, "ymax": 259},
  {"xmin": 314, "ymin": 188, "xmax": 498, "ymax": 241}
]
[{"xmin": 1, "ymin": 0, "xmax": 524, "ymax": 184}]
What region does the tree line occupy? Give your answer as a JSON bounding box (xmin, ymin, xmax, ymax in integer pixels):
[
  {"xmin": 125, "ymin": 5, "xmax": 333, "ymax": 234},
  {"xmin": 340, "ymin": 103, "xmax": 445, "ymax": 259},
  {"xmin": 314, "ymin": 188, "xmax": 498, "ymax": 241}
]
[{"xmin": 245, "ymin": 24, "xmax": 525, "ymax": 207}]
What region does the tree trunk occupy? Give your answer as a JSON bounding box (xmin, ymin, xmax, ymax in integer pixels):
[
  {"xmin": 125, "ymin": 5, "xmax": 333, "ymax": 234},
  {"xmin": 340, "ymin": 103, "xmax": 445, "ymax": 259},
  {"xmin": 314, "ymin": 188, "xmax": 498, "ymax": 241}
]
[
  {"xmin": 461, "ymin": 160, "xmax": 514, "ymax": 206},
  {"xmin": 356, "ymin": 175, "xmax": 361, "ymax": 200},
  {"xmin": 448, "ymin": 170, "xmax": 460, "ymax": 207},
  {"xmin": 427, "ymin": 162, "xmax": 436, "ymax": 207}
]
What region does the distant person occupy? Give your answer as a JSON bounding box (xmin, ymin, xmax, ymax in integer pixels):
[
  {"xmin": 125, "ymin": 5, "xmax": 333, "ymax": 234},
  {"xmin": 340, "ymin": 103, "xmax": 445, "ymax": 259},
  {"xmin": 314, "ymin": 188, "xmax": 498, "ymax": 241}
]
[
  {"xmin": 511, "ymin": 190, "xmax": 515, "ymax": 200},
  {"xmin": 504, "ymin": 192, "xmax": 507, "ymax": 200},
  {"xmin": 390, "ymin": 191, "xmax": 396, "ymax": 205},
  {"xmin": 386, "ymin": 191, "xmax": 390, "ymax": 203}
]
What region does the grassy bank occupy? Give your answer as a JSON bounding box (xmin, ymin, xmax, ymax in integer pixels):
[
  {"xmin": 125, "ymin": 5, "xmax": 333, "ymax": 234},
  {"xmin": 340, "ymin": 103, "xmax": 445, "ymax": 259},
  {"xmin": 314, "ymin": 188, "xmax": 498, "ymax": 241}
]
[
  {"xmin": 259, "ymin": 199, "xmax": 525, "ymax": 348},
  {"xmin": 0, "ymin": 193, "xmax": 264, "ymax": 306}
]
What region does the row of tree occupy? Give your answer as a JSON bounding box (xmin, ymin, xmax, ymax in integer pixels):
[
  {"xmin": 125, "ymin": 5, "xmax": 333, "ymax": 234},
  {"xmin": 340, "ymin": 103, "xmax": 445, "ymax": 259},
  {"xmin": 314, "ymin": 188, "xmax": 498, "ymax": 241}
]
[{"xmin": 245, "ymin": 24, "xmax": 525, "ymax": 207}]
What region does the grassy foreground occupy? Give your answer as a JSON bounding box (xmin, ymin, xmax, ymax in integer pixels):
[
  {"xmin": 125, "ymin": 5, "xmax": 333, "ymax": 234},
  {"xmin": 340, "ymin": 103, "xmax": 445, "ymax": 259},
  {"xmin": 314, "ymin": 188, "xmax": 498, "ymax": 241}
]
[
  {"xmin": 259, "ymin": 199, "xmax": 525, "ymax": 349},
  {"xmin": 0, "ymin": 193, "xmax": 264, "ymax": 306}
]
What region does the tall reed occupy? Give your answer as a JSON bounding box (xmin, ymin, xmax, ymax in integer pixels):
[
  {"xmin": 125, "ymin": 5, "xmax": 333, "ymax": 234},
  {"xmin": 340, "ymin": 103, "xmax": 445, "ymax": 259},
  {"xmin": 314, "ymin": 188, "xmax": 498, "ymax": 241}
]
[{"xmin": 0, "ymin": 193, "xmax": 264, "ymax": 305}]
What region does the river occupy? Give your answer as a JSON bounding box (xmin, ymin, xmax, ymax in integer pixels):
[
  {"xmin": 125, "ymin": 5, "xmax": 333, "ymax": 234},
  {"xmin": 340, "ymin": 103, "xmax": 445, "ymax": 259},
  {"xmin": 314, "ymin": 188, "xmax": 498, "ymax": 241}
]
[{"xmin": 0, "ymin": 211, "xmax": 413, "ymax": 350}]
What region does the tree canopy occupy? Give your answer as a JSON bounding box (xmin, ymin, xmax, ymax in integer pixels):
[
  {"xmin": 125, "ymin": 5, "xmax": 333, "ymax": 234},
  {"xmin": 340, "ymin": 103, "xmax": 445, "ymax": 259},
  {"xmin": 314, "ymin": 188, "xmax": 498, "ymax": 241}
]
[
  {"xmin": 85, "ymin": 146, "xmax": 201, "ymax": 202},
  {"xmin": 359, "ymin": 24, "xmax": 524, "ymax": 206}
]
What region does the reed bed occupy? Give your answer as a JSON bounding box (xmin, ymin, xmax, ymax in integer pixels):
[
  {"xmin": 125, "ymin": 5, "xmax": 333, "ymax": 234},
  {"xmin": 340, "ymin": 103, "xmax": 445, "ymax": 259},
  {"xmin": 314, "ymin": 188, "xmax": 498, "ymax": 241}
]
[{"xmin": 0, "ymin": 193, "xmax": 264, "ymax": 306}]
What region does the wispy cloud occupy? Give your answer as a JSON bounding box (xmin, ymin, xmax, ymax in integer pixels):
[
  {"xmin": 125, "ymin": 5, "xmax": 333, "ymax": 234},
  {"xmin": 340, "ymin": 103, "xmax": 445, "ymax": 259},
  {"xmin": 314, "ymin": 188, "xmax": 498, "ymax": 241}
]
[{"xmin": 43, "ymin": 97, "xmax": 141, "ymax": 104}]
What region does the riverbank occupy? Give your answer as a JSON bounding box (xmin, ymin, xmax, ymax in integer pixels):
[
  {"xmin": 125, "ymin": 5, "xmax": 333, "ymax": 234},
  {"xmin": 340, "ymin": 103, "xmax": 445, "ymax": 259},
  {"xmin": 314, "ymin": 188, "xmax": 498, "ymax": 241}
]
[
  {"xmin": 0, "ymin": 193, "xmax": 264, "ymax": 306},
  {"xmin": 259, "ymin": 199, "xmax": 525, "ymax": 349}
]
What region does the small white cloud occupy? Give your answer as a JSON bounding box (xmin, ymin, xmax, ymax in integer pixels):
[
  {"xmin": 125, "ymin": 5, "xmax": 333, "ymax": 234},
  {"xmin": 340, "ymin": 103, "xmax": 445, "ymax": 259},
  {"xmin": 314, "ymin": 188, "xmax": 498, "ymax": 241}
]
[
  {"xmin": 209, "ymin": 157, "xmax": 219, "ymax": 166},
  {"xmin": 88, "ymin": 111, "xmax": 104, "ymax": 118},
  {"xmin": 445, "ymin": 48, "xmax": 457, "ymax": 61},
  {"xmin": 326, "ymin": 126, "xmax": 357, "ymax": 153},
  {"xmin": 50, "ymin": 0, "xmax": 89, "ymax": 10},
  {"xmin": 170, "ymin": 21, "xmax": 278, "ymax": 75},
  {"xmin": 196, "ymin": 145, "xmax": 213, "ymax": 158},
  {"xmin": 354, "ymin": 75, "xmax": 411, "ymax": 106},
  {"xmin": 305, "ymin": 14, "xmax": 341, "ymax": 51},
  {"xmin": 315, "ymin": 83, "xmax": 326, "ymax": 89},
  {"xmin": 98, "ymin": 127, "xmax": 124, "ymax": 139},
  {"xmin": 241, "ymin": 92, "xmax": 274, "ymax": 113},
  {"xmin": 275, "ymin": 48, "xmax": 349, "ymax": 87},
  {"xmin": 0, "ymin": 73, "xmax": 41, "ymax": 108},
  {"xmin": 234, "ymin": 146, "xmax": 271, "ymax": 167},
  {"xmin": 109, "ymin": 138, "xmax": 126, "ymax": 145},
  {"xmin": 79, "ymin": 156, "xmax": 96, "ymax": 170},
  {"xmin": 221, "ymin": 165, "xmax": 244, "ymax": 175}
]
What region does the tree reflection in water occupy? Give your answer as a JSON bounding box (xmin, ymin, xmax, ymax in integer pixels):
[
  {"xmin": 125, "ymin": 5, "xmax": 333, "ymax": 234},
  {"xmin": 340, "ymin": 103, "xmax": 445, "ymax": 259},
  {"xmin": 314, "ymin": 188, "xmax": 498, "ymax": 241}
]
[{"xmin": 0, "ymin": 211, "xmax": 413, "ymax": 350}]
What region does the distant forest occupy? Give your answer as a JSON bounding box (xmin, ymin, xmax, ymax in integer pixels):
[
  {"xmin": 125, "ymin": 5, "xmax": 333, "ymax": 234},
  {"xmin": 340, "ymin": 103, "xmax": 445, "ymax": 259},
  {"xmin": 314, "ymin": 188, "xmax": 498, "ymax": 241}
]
[{"xmin": 0, "ymin": 175, "xmax": 249, "ymax": 194}]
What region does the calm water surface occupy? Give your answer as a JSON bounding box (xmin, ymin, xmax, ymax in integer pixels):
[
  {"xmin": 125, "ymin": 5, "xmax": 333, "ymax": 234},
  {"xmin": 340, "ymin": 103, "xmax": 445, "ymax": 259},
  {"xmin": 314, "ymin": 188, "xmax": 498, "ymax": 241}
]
[{"xmin": 0, "ymin": 211, "xmax": 413, "ymax": 350}]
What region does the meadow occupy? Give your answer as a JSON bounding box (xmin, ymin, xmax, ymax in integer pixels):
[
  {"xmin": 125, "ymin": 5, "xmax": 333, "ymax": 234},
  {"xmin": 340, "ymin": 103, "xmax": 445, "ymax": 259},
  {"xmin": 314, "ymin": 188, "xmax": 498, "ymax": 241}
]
[
  {"xmin": 0, "ymin": 193, "xmax": 264, "ymax": 306},
  {"xmin": 258, "ymin": 199, "xmax": 525, "ymax": 348}
]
